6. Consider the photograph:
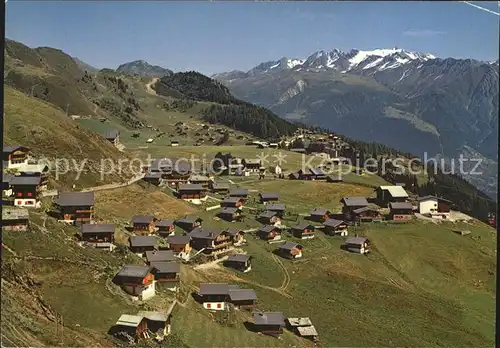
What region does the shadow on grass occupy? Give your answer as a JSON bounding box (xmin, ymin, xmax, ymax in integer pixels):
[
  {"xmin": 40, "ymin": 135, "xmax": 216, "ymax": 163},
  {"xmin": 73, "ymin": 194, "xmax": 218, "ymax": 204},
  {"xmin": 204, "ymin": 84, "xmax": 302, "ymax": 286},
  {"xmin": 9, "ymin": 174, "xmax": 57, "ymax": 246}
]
[
  {"xmin": 243, "ymin": 321, "xmax": 258, "ymax": 333},
  {"xmin": 191, "ymin": 291, "xmax": 203, "ymax": 305}
]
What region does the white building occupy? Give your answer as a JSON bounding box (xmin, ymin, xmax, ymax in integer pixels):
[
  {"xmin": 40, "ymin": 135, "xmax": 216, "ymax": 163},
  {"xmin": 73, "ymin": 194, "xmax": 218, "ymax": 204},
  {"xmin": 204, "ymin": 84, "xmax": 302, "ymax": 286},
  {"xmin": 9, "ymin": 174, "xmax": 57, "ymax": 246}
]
[{"xmin": 418, "ymin": 195, "xmax": 453, "ymax": 219}]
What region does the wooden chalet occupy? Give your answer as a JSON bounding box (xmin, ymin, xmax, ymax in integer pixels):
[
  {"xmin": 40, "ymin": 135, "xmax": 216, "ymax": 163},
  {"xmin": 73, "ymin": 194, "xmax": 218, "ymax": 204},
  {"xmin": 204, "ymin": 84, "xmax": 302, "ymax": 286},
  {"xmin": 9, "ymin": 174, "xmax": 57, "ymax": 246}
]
[
  {"xmin": 309, "ymin": 167, "xmax": 327, "ymax": 180},
  {"xmin": 224, "ymin": 254, "xmax": 252, "ymax": 273},
  {"xmin": 288, "ymin": 172, "xmax": 301, "ymax": 180},
  {"xmin": 259, "ymin": 192, "xmax": 280, "ymax": 204},
  {"xmin": 375, "ymin": 185, "xmax": 409, "ymax": 206},
  {"xmin": 309, "ymin": 208, "xmax": 330, "ymax": 222},
  {"xmin": 175, "ymin": 215, "xmax": 202, "ymax": 231},
  {"xmin": 188, "ymin": 174, "xmax": 212, "ymax": 189},
  {"xmin": 243, "ymin": 159, "xmax": 261, "ymax": 173},
  {"xmin": 418, "ymin": 195, "xmax": 453, "ymax": 219},
  {"xmin": 55, "ymin": 192, "xmax": 95, "ymax": 226},
  {"xmin": 113, "ymin": 265, "xmax": 156, "ymax": 300},
  {"xmin": 2, "ymin": 207, "xmax": 29, "ymax": 231},
  {"xmin": 189, "ymin": 228, "xmax": 234, "ymax": 254},
  {"xmin": 131, "ymin": 215, "xmax": 157, "ymax": 234},
  {"xmin": 137, "ymin": 310, "xmax": 173, "ymax": 340},
  {"xmin": 81, "ymin": 223, "xmax": 115, "ymax": 250},
  {"xmin": 128, "ymin": 236, "xmax": 157, "ymax": 255},
  {"xmin": 287, "ymin": 318, "xmax": 318, "ymax": 342},
  {"xmin": 228, "ymin": 288, "xmax": 257, "ymax": 309},
  {"xmin": 156, "ymin": 219, "xmax": 175, "ymax": 237},
  {"xmin": 344, "ymin": 236, "xmax": 370, "ymax": 254},
  {"xmin": 15, "ymin": 164, "xmax": 49, "ymax": 189},
  {"xmin": 323, "ymin": 218, "xmax": 348, "ymax": 236},
  {"xmin": 340, "ymin": 197, "xmax": 369, "ymax": 215},
  {"xmin": 257, "ymin": 225, "xmax": 282, "ymax": 241},
  {"xmin": 277, "ymin": 241, "xmax": 303, "ymax": 259},
  {"xmin": 151, "ymin": 262, "xmax": 180, "ymax": 288},
  {"xmin": 265, "ymin": 204, "xmax": 286, "ymax": 217},
  {"xmin": 163, "ymin": 160, "xmax": 192, "ymax": 184},
  {"xmin": 252, "ymin": 312, "xmax": 286, "ymax": 337},
  {"xmin": 10, "ymin": 175, "xmax": 41, "ymax": 207},
  {"xmin": 198, "ymin": 283, "xmax": 239, "ymax": 311},
  {"xmin": 290, "ymin": 222, "xmax": 315, "ymax": 239},
  {"xmin": 352, "ymin": 207, "xmax": 382, "ymax": 222},
  {"xmin": 3, "ymin": 145, "xmax": 30, "ymax": 169},
  {"xmin": 112, "ymin": 314, "xmax": 148, "ymax": 342},
  {"xmin": 177, "ymin": 183, "xmax": 207, "ymax": 200},
  {"xmin": 218, "ymin": 207, "xmax": 242, "ymax": 222},
  {"xmin": 229, "ymin": 188, "xmax": 249, "ymax": 200},
  {"xmin": 220, "ymin": 197, "xmax": 244, "ymax": 208},
  {"xmin": 166, "ymin": 235, "xmax": 192, "ymax": 254},
  {"xmin": 145, "ymin": 250, "xmax": 177, "ymax": 264},
  {"xmin": 210, "ymin": 182, "xmax": 230, "ymax": 194},
  {"xmin": 225, "ymin": 228, "xmax": 246, "ymax": 246},
  {"xmin": 326, "ymin": 175, "xmax": 343, "ymax": 183},
  {"xmin": 389, "ymin": 202, "xmax": 414, "ymax": 221},
  {"xmin": 143, "ymin": 171, "xmax": 162, "ymax": 185},
  {"xmin": 105, "ymin": 130, "xmax": 120, "ymax": 147},
  {"xmin": 257, "ymin": 210, "xmax": 280, "ymax": 224}
]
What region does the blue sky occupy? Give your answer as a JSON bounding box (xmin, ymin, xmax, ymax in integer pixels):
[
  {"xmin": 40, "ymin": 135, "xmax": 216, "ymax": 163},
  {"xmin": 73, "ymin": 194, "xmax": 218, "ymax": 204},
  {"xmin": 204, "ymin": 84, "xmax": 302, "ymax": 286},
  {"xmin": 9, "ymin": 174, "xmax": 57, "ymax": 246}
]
[{"xmin": 6, "ymin": 1, "xmax": 499, "ymax": 75}]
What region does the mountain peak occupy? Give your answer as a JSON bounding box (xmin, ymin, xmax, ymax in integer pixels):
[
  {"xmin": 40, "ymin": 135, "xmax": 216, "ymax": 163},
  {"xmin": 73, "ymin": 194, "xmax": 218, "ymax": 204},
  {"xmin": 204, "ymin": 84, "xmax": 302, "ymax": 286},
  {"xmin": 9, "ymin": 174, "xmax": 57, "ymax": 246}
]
[{"xmin": 116, "ymin": 60, "xmax": 173, "ymax": 77}]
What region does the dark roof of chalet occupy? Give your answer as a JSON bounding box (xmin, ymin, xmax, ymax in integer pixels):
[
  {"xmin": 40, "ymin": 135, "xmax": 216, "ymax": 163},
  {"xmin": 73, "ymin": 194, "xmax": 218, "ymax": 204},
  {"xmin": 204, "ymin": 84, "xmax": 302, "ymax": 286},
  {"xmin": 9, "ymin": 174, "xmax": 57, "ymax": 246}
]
[
  {"xmin": 56, "ymin": 192, "xmax": 95, "ymax": 206},
  {"xmin": 116, "ymin": 265, "xmax": 152, "ymax": 279},
  {"xmin": 131, "ymin": 215, "xmax": 155, "ymax": 224},
  {"xmin": 167, "ymin": 235, "xmax": 191, "ymax": 245},
  {"xmin": 227, "ymin": 254, "xmax": 252, "ymax": 263},
  {"xmin": 352, "ymin": 206, "xmax": 379, "ymax": 215},
  {"xmin": 345, "ymin": 236, "xmax": 369, "ymax": 245},
  {"xmin": 258, "ymin": 225, "xmax": 280, "ymax": 233},
  {"xmin": 310, "ymin": 167, "xmax": 325, "ymax": 175},
  {"xmin": 176, "ymin": 215, "xmax": 202, "ymax": 224},
  {"xmin": 259, "ymin": 192, "xmax": 280, "ymax": 200},
  {"xmin": 3, "ymin": 145, "xmax": 28, "ymax": 153},
  {"xmin": 228, "ymin": 289, "xmax": 257, "ymax": 301},
  {"xmin": 105, "ymin": 130, "xmax": 120, "ymax": 140},
  {"xmin": 292, "ymin": 222, "xmax": 314, "ymax": 231},
  {"xmin": 278, "ymin": 241, "xmax": 302, "ymax": 250},
  {"xmin": 129, "ymin": 235, "xmax": 157, "ymax": 247},
  {"xmin": 323, "ymin": 218, "xmax": 346, "ymax": 228},
  {"xmin": 253, "ymin": 312, "xmax": 285, "ymax": 327},
  {"xmin": 288, "ymin": 172, "xmax": 300, "ymax": 179},
  {"xmin": 9, "ymin": 176, "xmax": 41, "ymax": 186},
  {"xmin": 156, "ymin": 219, "xmax": 174, "ymax": 227},
  {"xmin": 222, "ymin": 197, "xmax": 243, "ymax": 204},
  {"xmin": 220, "ymin": 207, "xmax": 239, "ymax": 215},
  {"xmin": 81, "ymin": 223, "xmax": 115, "ymax": 234},
  {"xmin": 199, "ymin": 283, "xmax": 239, "ymax": 295},
  {"xmin": 224, "ymin": 228, "xmax": 244, "ymax": 236},
  {"xmin": 229, "ymin": 189, "xmax": 249, "ymax": 197},
  {"xmin": 259, "ymin": 210, "xmax": 277, "ymax": 219},
  {"xmin": 144, "ymin": 171, "xmax": 162, "ymax": 179},
  {"xmin": 151, "ymin": 261, "xmax": 180, "ymax": 274},
  {"xmin": 212, "ymin": 182, "xmax": 230, "ymax": 190},
  {"xmin": 418, "ymin": 195, "xmax": 453, "ymax": 204},
  {"xmin": 341, "ymin": 197, "xmax": 369, "ymax": 207},
  {"xmin": 178, "ymin": 183, "xmax": 204, "ymax": 191},
  {"xmin": 310, "ymin": 208, "xmax": 330, "ymax": 216},
  {"xmin": 145, "ymin": 250, "xmax": 176, "ymax": 263},
  {"xmin": 389, "ymin": 202, "xmax": 413, "ymax": 210},
  {"xmin": 189, "ymin": 227, "xmax": 227, "ymax": 239},
  {"xmin": 266, "ymin": 204, "xmax": 286, "ymax": 211}
]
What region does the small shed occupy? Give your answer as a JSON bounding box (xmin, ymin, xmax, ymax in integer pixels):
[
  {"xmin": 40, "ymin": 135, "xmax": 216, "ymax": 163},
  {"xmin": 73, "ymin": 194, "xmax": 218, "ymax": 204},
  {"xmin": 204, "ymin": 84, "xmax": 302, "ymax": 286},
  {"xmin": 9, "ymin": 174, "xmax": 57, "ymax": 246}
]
[
  {"xmin": 277, "ymin": 241, "xmax": 303, "ymax": 259},
  {"xmin": 225, "ymin": 254, "xmax": 252, "ymax": 272}
]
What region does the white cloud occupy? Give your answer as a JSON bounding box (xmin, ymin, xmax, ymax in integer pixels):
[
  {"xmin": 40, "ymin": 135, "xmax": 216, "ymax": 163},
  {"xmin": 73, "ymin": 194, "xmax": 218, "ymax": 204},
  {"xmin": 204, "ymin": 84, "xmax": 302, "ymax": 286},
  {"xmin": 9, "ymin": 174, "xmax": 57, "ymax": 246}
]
[{"xmin": 402, "ymin": 29, "xmax": 446, "ymax": 37}]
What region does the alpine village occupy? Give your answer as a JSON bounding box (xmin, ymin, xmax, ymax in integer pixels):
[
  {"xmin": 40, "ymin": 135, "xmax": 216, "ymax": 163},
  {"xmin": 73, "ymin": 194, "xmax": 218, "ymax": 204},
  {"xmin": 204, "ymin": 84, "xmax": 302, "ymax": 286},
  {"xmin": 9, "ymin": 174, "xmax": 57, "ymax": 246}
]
[{"xmin": 1, "ymin": 38, "xmax": 497, "ymax": 348}]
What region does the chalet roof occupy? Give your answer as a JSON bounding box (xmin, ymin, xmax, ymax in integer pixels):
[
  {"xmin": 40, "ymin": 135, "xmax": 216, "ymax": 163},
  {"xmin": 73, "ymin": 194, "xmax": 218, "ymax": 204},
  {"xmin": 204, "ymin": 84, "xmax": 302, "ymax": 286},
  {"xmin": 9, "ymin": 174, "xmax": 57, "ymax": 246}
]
[
  {"xmin": 2, "ymin": 207, "xmax": 29, "ymax": 221},
  {"xmin": 131, "ymin": 215, "xmax": 155, "ymax": 224},
  {"xmin": 259, "ymin": 210, "xmax": 277, "ymax": 219},
  {"xmin": 227, "ymin": 254, "xmax": 252, "ymax": 263},
  {"xmin": 16, "ymin": 163, "xmax": 49, "ymax": 173},
  {"xmin": 222, "ymin": 197, "xmax": 243, "ymax": 204},
  {"xmin": 278, "ymin": 241, "xmax": 302, "ymax": 251},
  {"xmin": 129, "ymin": 235, "xmax": 157, "ymax": 247},
  {"xmin": 378, "ymin": 185, "xmax": 409, "ymax": 198},
  {"xmin": 288, "ymin": 173, "xmax": 300, "ymax": 180},
  {"xmin": 418, "ymin": 195, "xmax": 453, "ymax": 204},
  {"xmin": 151, "ymin": 261, "xmax": 180, "ymax": 274},
  {"xmin": 199, "ymin": 283, "xmax": 239, "ymax": 295},
  {"xmin": 266, "ymin": 204, "xmax": 286, "ymax": 211},
  {"xmin": 81, "ymin": 223, "xmax": 115, "ymax": 234},
  {"xmin": 3, "ymin": 145, "xmax": 29, "ymax": 154},
  {"xmin": 116, "ymin": 314, "xmax": 144, "ymax": 327},
  {"xmin": 352, "ymin": 207, "xmax": 378, "ymax": 215},
  {"xmin": 323, "ymin": 218, "xmax": 346, "ymax": 228},
  {"xmin": 137, "ymin": 311, "xmax": 168, "ymax": 322},
  {"xmin": 145, "ymin": 250, "xmax": 176, "ymax": 263},
  {"xmin": 389, "ymin": 202, "xmax": 413, "ymax": 210},
  {"xmin": 167, "ymin": 235, "xmax": 191, "ymax": 245},
  {"xmin": 189, "ymin": 174, "xmax": 211, "ymax": 182},
  {"xmin": 56, "ymin": 192, "xmax": 95, "ymax": 207},
  {"xmin": 144, "ymin": 171, "xmax": 162, "ymax": 179},
  {"xmin": 287, "ymin": 317, "xmax": 313, "ymax": 327},
  {"xmin": 224, "ymin": 228, "xmax": 244, "ymax": 236},
  {"xmin": 297, "ymin": 325, "xmax": 318, "ymax": 337},
  {"xmin": 212, "ymin": 182, "xmax": 230, "ymax": 190},
  {"xmin": 178, "ymin": 183, "xmax": 204, "ymax": 191},
  {"xmin": 105, "ymin": 130, "xmax": 120, "ymax": 140},
  {"xmin": 252, "ymin": 312, "xmax": 285, "ymax": 327},
  {"xmin": 259, "ymin": 225, "xmax": 279, "ymax": 233},
  {"xmin": 244, "ymin": 159, "xmax": 261, "ymax": 165},
  {"xmin": 341, "ymin": 197, "xmax": 369, "ymax": 207},
  {"xmin": 156, "ymin": 219, "xmax": 174, "ymax": 227},
  {"xmin": 259, "ymin": 192, "xmax": 280, "ymax": 200},
  {"xmin": 189, "ymin": 227, "xmax": 225, "ymax": 240},
  {"xmin": 345, "ymin": 236, "xmax": 369, "ymax": 245},
  {"xmin": 220, "ymin": 207, "xmax": 239, "ymax": 215},
  {"xmin": 310, "ymin": 208, "xmax": 330, "ymax": 216},
  {"xmin": 116, "ymin": 265, "xmax": 152, "ymax": 279},
  {"xmin": 228, "ymin": 289, "xmax": 257, "ymax": 301},
  {"xmin": 9, "ymin": 176, "xmax": 41, "ymax": 186},
  {"xmin": 292, "ymin": 222, "xmax": 314, "ymax": 231},
  {"xmin": 176, "ymin": 215, "xmax": 202, "ymax": 224},
  {"xmin": 310, "ymin": 167, "xmax": 325, "ymax": 176},
  {"xmin": 229, "ymin": 189, "xmax": 249, "ymax": 197}
]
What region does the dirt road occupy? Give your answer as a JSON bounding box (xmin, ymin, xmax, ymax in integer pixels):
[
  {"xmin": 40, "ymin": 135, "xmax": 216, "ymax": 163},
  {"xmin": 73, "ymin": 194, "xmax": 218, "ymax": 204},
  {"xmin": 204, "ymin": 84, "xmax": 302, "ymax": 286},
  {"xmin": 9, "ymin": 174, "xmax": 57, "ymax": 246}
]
[{"xmin": 145, "ymin": 77, "xmax": 159, "ymax": 95}]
